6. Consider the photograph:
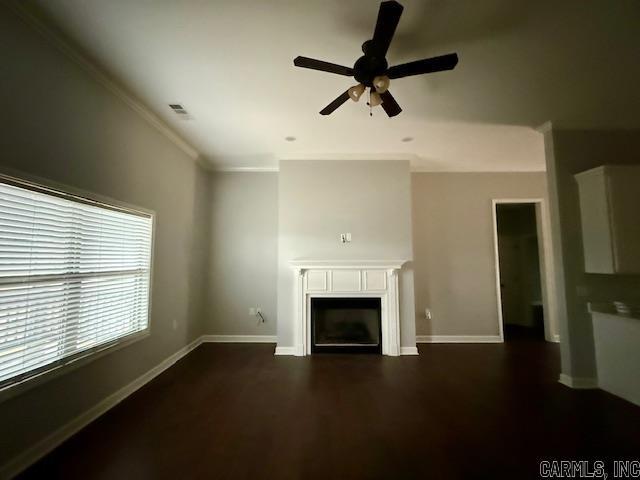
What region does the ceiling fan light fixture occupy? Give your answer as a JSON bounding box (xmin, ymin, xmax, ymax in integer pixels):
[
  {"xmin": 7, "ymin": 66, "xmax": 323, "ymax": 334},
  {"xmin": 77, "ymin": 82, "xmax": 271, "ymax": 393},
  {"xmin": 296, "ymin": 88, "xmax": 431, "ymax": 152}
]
[
  {"xmin": 368, "ymin": 90, "xmax": 383, "ymax": 107},
  {"xmin": 293, "ymin": 1, "xmax": 459, "ymax": 117},
  {"xmin": 373, "ymin": 75, "xmax": 390, "ymax": 93},
  {"xmin": 348, "ymin": 84, "xmax": 366, "ymax": 102}
]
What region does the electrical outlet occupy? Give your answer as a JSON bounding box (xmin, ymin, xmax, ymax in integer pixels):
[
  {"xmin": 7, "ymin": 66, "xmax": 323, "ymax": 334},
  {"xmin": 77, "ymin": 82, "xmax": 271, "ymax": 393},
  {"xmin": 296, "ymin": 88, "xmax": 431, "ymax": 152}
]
[
  {"xmin": 340, "ymin": 233, "xmax": 352, "ymax": 244},
  {"xmin": 249, "ymin": 307, "xmax": 256, "ymax": 316},
  {"xmin": 424, "ymin": 308, "xmax": 432, "ymax": 320},
  {"xmin": 256, "ymin": 308, "xmax": 262, "ymax": 314}
]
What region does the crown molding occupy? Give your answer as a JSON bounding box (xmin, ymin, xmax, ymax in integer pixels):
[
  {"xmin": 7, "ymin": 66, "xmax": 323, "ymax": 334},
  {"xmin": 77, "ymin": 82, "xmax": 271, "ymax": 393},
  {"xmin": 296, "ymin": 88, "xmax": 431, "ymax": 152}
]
[
  {"xmin": 6, "ymin": 1, "xmax": 201, "ymax": 162},
  {"xmin": 410, "ymin": 167, "xmax": 546, "ymax": 173},
  {"xmin": 208, "ymin": 165, "xmax": 547, "ymax": 174},
  {"xmin": 213, "ymin": 166, "xmax": 280, "ymax": 173},
  {"xmin": 278, "ymin": 153, "xmax": 419, "ymax": 162}
]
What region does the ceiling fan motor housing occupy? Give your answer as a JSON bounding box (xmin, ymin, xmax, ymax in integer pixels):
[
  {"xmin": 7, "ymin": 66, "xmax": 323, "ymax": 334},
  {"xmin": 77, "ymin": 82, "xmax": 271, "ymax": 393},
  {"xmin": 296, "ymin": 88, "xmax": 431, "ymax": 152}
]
[{"xmin": 354, "ymin": 50, "xmax": 388, "ymax": 87}]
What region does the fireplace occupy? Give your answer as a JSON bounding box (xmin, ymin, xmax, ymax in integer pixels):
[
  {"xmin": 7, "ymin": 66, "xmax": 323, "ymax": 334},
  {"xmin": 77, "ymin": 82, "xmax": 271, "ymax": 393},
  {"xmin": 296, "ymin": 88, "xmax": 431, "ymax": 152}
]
[
  {"xmin": 283, "ymin": 260, "xmax": 406, "ymax": 356},
  {"xmin": 311, "ymin": 297, "xmax": 382, "ymax": 353}
]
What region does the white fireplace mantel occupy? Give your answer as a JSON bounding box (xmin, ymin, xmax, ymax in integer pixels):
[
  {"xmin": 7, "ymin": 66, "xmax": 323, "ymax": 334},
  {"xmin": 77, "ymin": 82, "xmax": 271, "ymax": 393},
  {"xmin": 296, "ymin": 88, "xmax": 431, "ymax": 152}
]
[{"xmin": 288, "ymin": 259, "xmax": 407, "ymax": 356}]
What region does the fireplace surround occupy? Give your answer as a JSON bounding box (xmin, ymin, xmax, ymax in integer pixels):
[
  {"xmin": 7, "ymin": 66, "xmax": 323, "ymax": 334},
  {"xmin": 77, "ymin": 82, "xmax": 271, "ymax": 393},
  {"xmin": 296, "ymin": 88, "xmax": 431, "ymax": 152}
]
[{"xmin": 288, "ymin": 260, "xmax": 406, "ymax": 356}]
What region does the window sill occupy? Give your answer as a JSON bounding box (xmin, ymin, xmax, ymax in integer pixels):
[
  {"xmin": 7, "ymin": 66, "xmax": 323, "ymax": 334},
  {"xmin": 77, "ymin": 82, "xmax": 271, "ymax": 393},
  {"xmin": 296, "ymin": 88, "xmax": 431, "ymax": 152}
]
[{"xmin": 0, "ymin": 329, "xmax": 150, "ymax": 404}]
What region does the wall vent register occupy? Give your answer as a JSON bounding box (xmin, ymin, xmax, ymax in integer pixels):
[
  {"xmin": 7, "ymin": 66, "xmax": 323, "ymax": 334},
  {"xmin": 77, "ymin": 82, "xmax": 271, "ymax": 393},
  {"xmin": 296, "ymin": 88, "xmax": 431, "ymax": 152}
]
[
  {"xmin": 0, "ymin": 176, "xmax": 153, "ymax": 391},
  {"xmin": 168, "ymin": 104, "xmax": 192, "ymax": 119}
]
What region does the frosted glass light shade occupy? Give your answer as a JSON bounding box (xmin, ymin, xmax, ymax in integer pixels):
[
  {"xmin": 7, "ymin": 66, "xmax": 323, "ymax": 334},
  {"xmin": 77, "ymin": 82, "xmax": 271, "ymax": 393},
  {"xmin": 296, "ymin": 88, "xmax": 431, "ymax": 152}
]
[
  {"xmin": 369, "ymin": 91, "xmax": 383, "ymax": 107},
  {"xmin": 373, "ymin": 75, "xmax": 390, "ymax": 93},
  {"xmin": 348, "ymin": 84, "xmax": 366, "ymax": 102}
]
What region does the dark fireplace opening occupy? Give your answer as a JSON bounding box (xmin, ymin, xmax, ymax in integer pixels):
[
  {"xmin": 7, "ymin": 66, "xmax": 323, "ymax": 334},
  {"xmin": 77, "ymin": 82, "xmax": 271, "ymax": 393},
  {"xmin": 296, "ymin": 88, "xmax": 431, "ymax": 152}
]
[{"xmin": 311, "ymin": 297, "xmax": 382, "ymax": 354}]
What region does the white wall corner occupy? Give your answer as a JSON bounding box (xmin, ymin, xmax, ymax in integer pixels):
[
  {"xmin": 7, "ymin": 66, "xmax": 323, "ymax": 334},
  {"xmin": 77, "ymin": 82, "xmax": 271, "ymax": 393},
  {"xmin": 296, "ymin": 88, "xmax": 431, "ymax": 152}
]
[
  {"xmin": 416, "ymin": 335, "xmax": 503, "ymax": 343},
  {"xmin": 558, "ymin": 373, "xmax": 598, "ymax": 389}
]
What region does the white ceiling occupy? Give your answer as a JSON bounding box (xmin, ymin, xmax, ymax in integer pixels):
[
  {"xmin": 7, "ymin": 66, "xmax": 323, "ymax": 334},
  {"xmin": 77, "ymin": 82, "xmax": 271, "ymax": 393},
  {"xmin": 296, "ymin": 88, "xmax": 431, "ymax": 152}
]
[{"xmin": 28, "ymin": 0, "xmax": 640, "ymax": 171}]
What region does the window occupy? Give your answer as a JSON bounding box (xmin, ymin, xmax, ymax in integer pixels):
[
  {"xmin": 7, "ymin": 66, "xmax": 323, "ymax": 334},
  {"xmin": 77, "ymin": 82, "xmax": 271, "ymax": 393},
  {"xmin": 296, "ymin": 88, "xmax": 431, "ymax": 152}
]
[{"xmin": 0, "ymin": 175, "xmax": 153, "ymax": 391}]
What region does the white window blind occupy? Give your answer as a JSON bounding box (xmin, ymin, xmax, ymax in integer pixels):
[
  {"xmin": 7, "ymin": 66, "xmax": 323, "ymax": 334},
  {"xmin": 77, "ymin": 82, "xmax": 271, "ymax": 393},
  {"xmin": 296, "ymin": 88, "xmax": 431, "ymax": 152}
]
[{"xmin": 0, "ymin": 177, "xmax": 153, "ymax": 390}]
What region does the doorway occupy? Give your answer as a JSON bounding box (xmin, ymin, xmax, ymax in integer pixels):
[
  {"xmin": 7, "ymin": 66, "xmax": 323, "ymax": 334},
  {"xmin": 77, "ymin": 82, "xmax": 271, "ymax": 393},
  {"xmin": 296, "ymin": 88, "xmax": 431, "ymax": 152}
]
[{"xmin": 492, "ymin": 200, "xmax": 558, "ymax": 343}]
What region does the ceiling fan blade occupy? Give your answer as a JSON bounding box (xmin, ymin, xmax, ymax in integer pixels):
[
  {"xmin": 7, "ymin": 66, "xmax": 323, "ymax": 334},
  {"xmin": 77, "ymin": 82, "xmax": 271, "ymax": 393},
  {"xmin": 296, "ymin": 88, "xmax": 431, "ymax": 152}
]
[
  {"xmin": 319, "ymin": 90, "xmax": 351, "ymax": 115},
  {"xmin": 294, "ymin": 56, "xmax": 354, "ymax": 76},
  {"xmin": 380, "ymin": 90, "xmax": 402, "ymax": 117},
  {"xmin": 387, "ymin": 53, "xmax": 459, "ymax": 79},
  {"xmin": 371, "ymin": 1, "xmax": 404, "ymax": 58}
]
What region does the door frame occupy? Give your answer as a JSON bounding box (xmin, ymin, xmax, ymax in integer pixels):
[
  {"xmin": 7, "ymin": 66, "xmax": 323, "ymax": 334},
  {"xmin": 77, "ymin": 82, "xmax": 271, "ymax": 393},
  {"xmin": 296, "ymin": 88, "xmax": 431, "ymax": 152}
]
[{"xmin": 491, "ymin": 198, "xmax": 560, "ymax": 343}]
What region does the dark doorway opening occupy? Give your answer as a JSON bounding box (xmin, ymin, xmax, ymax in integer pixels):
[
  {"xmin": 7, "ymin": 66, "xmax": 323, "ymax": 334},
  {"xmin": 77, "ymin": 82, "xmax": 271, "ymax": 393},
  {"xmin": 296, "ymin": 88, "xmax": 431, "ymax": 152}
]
[{"xmin": 496, "ymin": 204, "xmax": 546, "ymax": 342}]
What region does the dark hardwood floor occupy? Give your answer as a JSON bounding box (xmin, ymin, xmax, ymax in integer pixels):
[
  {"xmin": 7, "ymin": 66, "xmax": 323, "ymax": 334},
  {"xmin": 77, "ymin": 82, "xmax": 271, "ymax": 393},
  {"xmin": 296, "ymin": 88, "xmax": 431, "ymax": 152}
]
[{"xmin": 19, "ymin": 341, "xmax": 640, "ymax": 480}]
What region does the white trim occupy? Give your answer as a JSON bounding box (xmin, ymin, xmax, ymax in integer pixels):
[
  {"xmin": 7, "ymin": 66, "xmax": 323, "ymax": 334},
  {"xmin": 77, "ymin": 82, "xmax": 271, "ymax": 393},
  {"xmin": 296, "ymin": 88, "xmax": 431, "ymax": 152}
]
[
  {"xmin": 552, "ymin": 334, "xmax": 560, "ymax": 343},
  {"xmin": 416, "ymin": 335, "xmax": 502, "ymax": 343},
  {"xmin": 491, "ymin": 198, "xmax": 560, "ymax": 343},
  {"xmin": 210, "ymin": 167, "xmax": 549, "ymax": 174},
  {"xmin": 400, "ymin": 347, "xmax": 419, "ymax": 355},
  {"xmin": 0, "ymin": 336, "xmax": 203, "ymax": 480},
  {"xmin": 290, "ymin": 259, "xmax": 406, "ymax": 270},
  {"xmin": 290, "ymin": 263, "xmax": 405, "ymax": 357},
  {"xmin": 6, "ymin": 1, "xmax": 200, "ymax": 162},
  {"xmin": 410, "ymin": 167, "xmax": 546, "ymax": 173},
  {"xmin": 274, "ymin": 346, "xmax": 297, "ymax": 356},
  {"xmin": 491, "ymin": 200, "xmax": 506, "ymax": 342},
  {"xmin": 201, "ymin": 335, "xmax": 277, "ymax": 343},
  {"xmin": 279, "ymin": 153, "xmax": 420, "ymax": 162},
  {"xmin": 214, "ymin": 167, "xmax": 279, "ymax": 173},
  {"xmin": 558, "ymin": 374, "xmax": 598, "ymax": 389}
]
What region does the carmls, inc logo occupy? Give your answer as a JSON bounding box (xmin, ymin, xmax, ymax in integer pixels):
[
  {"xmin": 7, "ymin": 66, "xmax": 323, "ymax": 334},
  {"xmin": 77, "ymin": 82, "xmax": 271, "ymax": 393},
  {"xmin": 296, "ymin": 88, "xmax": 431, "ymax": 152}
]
[{"xmin": 539, "ymin": 460, "xmax": 640, "ymax": 479}]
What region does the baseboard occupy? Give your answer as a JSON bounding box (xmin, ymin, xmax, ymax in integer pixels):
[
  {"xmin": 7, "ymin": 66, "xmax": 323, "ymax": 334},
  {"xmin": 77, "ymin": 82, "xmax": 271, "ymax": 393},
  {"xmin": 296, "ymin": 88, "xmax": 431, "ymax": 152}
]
[
  {"xmin": 416, "ymin": 335, "xmax": 502, "ymax": 343},
  {"xmin": 201, "ymin": 335, "xmax": 277, "ymax": 343},
  {"xmin": 400, "ymin": 347, "xmax": 419, "ymax": 355},
  {"xmin": 274, "ymin": 346, "xmax": 296, "ymax": 356},
  {"xmin": 274, "ymin": 346, "xmax": 420, "ymax": 356},
  {"xmin": 0, "ymin": 336, "xmax": 203, "ymax": 480},
  {"xmin": 558, "ymin": 373, "xmax": 598, "ymax": 389}
]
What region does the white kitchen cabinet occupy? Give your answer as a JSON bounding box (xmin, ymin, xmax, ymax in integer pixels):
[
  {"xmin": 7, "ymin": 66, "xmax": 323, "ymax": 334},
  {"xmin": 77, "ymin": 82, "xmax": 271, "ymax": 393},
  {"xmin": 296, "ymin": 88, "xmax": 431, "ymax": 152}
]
[{"xmin": 575, "ymin": 165, "xmax": 640, "ymax": 274}]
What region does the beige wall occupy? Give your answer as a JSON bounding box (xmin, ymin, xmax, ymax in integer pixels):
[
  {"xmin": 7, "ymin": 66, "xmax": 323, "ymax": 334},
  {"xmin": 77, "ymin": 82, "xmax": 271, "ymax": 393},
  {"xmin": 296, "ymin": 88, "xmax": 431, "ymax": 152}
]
[
  {"xmin": 412, "ymin": 172, "xmax": 548, "ymax": 338},
  {"xmin": 205, "ymin": 172, "xmax": 278, "ymax": 336},
  {"xmin": 544, "ymin": 128, "xmax": 640, "ymax": 380},
  {"xmin": 0, "ymin": 7, "xmax": 209, "ymax": 472},
  {"xmin": 277, "ymin": 160, "xmax": 416, "ymax": 348},
  {"xmin": 204, "ymin": 170, "xmax": 554, "ymax": 345}
]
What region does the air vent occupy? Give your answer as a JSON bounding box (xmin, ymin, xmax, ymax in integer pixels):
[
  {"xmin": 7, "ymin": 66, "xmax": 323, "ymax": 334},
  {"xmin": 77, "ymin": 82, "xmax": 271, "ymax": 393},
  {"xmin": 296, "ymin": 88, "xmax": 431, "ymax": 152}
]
[{"xmin": 169, "ymin": 103, "xmax": 191, "ymax": 119}]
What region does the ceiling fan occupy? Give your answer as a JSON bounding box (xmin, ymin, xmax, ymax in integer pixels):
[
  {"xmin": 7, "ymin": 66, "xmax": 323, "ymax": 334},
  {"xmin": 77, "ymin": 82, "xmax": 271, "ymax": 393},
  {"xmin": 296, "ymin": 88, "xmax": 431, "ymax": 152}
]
[{"xmin": 293, "ymin": 0, "xmax": 458, "ymax": 117}]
